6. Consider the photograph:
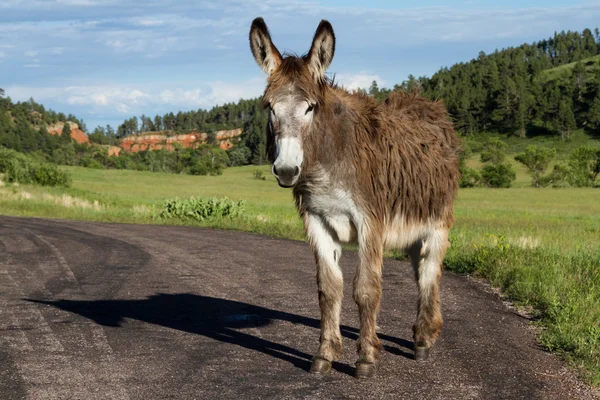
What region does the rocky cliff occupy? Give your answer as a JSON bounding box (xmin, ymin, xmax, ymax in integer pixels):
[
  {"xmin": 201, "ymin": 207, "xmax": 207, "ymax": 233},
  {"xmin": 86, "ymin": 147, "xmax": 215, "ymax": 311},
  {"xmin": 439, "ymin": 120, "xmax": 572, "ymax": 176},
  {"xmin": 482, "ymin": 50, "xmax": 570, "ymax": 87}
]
[
  {"xmin": 46, "ymin": 122, "xmax": 89, "ymax": 145},
  {"xmin": 119, "ymin": 128, "xmax": 243, "ymax": 153}
]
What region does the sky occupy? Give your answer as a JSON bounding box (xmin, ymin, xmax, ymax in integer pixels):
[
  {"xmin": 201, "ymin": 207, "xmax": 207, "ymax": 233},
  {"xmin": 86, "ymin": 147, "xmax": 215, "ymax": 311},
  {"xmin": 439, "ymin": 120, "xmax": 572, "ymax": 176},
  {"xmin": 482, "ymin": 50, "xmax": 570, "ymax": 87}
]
[{"xmin": 1, "ymin": 0, "xmax": 599, "ymax": 130}]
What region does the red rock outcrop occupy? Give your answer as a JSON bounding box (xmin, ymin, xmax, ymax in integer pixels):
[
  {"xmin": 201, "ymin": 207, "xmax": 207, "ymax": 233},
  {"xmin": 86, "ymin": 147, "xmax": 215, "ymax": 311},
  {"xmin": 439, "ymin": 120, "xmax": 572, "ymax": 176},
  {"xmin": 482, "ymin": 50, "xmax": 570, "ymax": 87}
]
[
  {"xmin": 47, "ymin": 122, "xmax": 89, "ymax": 145},
  {"xmin": 119, "ymin": 128, "xmax": 243, "ymax": 153}
]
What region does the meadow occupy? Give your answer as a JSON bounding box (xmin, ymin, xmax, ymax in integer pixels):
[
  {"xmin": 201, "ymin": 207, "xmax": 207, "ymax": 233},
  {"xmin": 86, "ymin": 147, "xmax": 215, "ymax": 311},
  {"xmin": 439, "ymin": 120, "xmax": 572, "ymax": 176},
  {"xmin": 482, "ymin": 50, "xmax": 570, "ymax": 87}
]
[{"xmin": 0, "ymin": 164, "xmax": 599, "ymax": 385}]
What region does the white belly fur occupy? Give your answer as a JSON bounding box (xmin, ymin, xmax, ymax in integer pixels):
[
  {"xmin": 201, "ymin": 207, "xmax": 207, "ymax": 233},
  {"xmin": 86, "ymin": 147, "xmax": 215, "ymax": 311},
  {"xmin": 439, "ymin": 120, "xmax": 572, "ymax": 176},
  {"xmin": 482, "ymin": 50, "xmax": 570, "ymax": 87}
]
[{"xmin": 306, "ymin": 187, "xmax": 433, "ymax": 250}]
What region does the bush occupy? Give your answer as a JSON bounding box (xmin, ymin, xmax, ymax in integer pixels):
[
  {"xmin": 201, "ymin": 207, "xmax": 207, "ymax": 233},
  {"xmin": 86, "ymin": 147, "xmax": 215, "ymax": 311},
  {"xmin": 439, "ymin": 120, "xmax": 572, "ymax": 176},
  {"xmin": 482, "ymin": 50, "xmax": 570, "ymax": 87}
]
[
  {"xmin": 155, "ymin": 196, "xmax": 246, "ymax": 221},
  {"xmin": 568, "ymin": 146, "xmax": 600, "ymax": 187},
  {"xmin": 542, "ymin": 163, "xmax": 570, "ymax": 188},
  {"xmin": 80, "ymin": 156, "xmax": 105, "ymax": 169},
  {"xmin": 253, "ymin": 170, "xmax": 266, "ymax": 180},
  {"xmin": 0, "ymin": 147, "xmax": 71, "ymax": 187},
  {"xmin": 31, "ymin": 163, "xmax": 72, "ymax": 187},
  {"xmin": 0, "ymin": 147, "xmax": 32, "ymax": 183},
  {"xmin": 481, "ymin": 163, "xmax": 516, "ymax": 188},
  {"xmin": 460, "ymin": 166, "xmax": 481, "ymax": 188}
]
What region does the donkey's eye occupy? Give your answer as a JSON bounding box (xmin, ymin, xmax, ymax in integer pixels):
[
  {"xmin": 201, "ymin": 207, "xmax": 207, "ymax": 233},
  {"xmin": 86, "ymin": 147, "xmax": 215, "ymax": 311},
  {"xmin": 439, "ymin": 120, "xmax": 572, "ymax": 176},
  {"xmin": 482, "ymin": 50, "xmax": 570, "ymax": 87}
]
[{"xmin": 305, "ymin": 104, "xmax": 315, "ymax": 114}]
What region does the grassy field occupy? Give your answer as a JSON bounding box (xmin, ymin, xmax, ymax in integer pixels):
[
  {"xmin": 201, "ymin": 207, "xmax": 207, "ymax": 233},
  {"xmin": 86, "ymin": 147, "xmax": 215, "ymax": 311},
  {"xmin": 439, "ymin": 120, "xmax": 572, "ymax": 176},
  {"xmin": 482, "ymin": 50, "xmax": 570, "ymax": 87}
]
[
  {"xmin": 0, "ymin": 165, "xmax": 599, "ymax": 385},
  {"xmin": 539, "ymin": 54, "xmax": 600, "ymax": 83}
]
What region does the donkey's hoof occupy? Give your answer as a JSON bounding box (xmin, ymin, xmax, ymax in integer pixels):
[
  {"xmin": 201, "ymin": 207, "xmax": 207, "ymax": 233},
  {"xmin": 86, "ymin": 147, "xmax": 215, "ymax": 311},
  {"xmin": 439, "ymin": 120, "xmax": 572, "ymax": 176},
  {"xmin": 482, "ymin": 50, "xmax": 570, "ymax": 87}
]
[
  {"xmin": 310, "ymin": 357, "xmax": 332, "ymax": 375},
  {"xmin": 414, "ymin": 346, "xmax": 430, "ymax": 361},
  {"xmin": 354, "ymin": 362, "xmax": 376, "ymax": 379}
]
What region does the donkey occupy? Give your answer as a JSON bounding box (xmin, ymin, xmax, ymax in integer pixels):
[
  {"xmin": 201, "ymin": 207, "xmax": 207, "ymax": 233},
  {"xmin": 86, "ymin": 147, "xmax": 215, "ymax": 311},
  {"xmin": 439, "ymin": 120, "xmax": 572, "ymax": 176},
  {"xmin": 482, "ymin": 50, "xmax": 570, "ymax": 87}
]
[{"xmin": 249, "ymin": 17, "xmax": 460, "ymax": 379}]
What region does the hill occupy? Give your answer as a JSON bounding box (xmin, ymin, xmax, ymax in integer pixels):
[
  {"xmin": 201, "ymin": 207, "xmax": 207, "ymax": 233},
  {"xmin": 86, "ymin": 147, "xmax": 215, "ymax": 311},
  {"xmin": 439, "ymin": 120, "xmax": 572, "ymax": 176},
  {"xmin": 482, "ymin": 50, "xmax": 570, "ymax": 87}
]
[{"xmin": 539, "ymin": 54, "xmax": 600, "ymax": 82}]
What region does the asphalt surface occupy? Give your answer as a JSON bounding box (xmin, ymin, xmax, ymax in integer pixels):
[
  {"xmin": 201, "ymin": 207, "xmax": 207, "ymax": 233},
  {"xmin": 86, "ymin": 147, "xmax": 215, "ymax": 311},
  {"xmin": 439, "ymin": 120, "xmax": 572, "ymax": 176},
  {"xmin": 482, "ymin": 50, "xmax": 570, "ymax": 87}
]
[{"xmin": 0, "ymin": 216, "xmax": 596, "ymax": 400}]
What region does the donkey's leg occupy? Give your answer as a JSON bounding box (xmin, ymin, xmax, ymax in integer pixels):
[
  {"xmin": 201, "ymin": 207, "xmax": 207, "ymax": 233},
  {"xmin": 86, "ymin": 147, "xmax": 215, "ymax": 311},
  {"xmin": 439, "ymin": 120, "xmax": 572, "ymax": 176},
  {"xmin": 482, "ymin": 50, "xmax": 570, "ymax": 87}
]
[
  {"xmin": 409, "ymin": 227, "xmax": 448, "ymax": 361},
  {"xmin": 305, "ymin": 214, "xmax": 344, "ymax": 374},
  {"xmin": 352, "ymin": 222, "xmax": 384, "ymax": 379}
]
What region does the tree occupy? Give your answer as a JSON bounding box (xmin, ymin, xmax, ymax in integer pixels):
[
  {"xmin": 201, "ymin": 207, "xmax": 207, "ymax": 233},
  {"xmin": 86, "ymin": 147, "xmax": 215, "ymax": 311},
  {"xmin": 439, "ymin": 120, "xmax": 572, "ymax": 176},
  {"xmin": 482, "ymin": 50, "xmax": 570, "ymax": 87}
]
[
  {"xmin": 588, "ymin": 96, "xmax": 600, "ymax": 133},
  {"xmin": 479, "ymin": 138, "xmax": 516, "ymax": 188},
  {"xmin": 368, "ymin": 80, "xmax": 379, "ymax": 98},
  {"xmin": 481, "ymin": 163, "xmax": 516, "ymax": 188},
  {"xmin": 568, "ymin": 146, "xmax": 600, "ymax": 187},
  {"xmin": 514, "ymin": 145, "xmax": 556, "ymax": 187},
  {"xmin": 206, "ymin": 131, "xmax": 218, "ymax": 146},
  {"xmin": 555, "ymin": 98, "xmax": 576, "ymax": 140},
  {"xmin": 0, "ymin": 88, "xmax": 4, "ymax": 98},
  {"xmin": 480, "ymin": 138, "xmax": 508, "ymax": 164},
  {"xmin": 61, "ymin": 122, "xmax": 72, "ymax": 143}
]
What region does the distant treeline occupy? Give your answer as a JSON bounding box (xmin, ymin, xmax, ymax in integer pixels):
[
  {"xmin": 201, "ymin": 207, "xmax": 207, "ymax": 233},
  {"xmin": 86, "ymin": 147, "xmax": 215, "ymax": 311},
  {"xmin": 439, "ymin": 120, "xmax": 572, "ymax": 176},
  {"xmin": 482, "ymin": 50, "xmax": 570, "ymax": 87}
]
[
  {"xmin": 0, "ymin": 91, "xmax": 233, "ymax": 176},
  {"xmin": 0, "ymin": 89, "xmax": 86, "ymax": 153}
]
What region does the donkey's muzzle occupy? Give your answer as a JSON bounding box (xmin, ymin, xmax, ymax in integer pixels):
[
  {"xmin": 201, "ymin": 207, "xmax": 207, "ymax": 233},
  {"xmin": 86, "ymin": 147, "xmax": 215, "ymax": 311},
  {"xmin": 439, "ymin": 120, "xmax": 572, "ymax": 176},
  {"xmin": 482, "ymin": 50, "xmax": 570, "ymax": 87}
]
[{"xmin": 272, "ymin": 164, "xmax": 300, "ymax": 188}]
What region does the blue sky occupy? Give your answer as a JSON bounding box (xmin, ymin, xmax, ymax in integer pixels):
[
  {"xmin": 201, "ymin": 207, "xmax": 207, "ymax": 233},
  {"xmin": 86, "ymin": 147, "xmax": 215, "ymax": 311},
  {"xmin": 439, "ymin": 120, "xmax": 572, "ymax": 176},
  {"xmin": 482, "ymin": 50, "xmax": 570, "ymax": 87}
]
[{"xmin": 1, "ymin": 0, "xmax": 599, "ymax": 130}]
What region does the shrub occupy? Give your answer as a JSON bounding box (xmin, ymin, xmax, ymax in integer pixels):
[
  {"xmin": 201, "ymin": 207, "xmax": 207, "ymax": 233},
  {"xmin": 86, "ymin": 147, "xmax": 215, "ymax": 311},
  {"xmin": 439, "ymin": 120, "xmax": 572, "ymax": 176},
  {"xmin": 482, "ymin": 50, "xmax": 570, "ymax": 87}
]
[
  {"xmin": 567, "ymin": 146, "xmax": 600, "ymax": 187},
  {"xmin": 253, "ymin": 170, "xmax": 266, "ymax": 180},
  {"xmin": 80, "ymin": 156, "xmax": 105, "ymax": 169},
  {"xmin": 479, "ymin": 138, "xmax": 516, "ymax": 188},
  {"xmin": 155, "ymin": 196, "xmax": 246, "ymax": 222},
  {"xmin": 0, "ymin": 147, "xmax": 71, "ymax": 187},
  {"xmin": 31, "ymin": 163, "xmax": 72, "ymax": 187},
  {"xmin": 481, "ymin": 163, "xmax": 516, "ymax": 188},
  {"xmin": 542, "ymin": 163, "xmax": 570, "ymax": 188}
]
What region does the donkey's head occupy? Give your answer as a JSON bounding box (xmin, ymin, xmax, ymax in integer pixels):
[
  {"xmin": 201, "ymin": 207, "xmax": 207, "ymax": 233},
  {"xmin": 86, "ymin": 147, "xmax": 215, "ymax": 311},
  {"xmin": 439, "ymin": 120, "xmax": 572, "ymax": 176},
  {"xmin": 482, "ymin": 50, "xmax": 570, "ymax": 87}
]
[{"xmin": 249, "ymin": 17, "xmax": 335, "ymax": 187}]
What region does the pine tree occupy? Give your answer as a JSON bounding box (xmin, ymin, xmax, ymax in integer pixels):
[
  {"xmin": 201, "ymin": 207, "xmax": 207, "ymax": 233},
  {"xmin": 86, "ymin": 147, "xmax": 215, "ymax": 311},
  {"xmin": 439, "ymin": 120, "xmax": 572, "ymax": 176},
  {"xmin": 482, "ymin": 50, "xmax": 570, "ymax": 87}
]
[
  {"xmin": 555, "ymin": 99, "xmax": 577, "ymax": 140},
  {"xmin": 588, "ymin": 96, "xmax": 600, "ymax": 132},
  {"xmin": 61, "ymin": 122, "xmax": 72, "ymax": 143}
]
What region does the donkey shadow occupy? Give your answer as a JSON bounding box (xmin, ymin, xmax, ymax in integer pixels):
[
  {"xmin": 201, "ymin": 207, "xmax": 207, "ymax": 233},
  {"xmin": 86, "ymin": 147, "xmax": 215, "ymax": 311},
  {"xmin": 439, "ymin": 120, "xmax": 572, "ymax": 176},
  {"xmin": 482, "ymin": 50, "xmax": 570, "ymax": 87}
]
[{"xmin": 28, "ymin": 293, "xmax": 413, "ymax": 376}]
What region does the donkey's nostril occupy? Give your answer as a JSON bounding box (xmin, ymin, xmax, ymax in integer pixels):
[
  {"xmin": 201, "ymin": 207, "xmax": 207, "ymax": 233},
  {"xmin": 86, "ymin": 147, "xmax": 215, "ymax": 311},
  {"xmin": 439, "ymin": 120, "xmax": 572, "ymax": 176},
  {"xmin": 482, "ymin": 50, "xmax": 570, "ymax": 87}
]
[
  {"xmin": 272, "ymin": 165, "xmax": 279, "ymax": 176},
  {"xmin": 293, "ymin": 166, "xmax": 300, "ymax": 176}
]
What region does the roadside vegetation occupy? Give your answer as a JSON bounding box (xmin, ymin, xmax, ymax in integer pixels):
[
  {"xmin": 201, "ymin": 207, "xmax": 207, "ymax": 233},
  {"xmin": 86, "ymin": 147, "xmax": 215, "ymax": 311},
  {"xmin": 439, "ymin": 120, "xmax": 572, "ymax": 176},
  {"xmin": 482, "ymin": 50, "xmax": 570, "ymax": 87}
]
[{"xmin": 0, "ymin": 164, "xmax": 598, "ymax": 384}]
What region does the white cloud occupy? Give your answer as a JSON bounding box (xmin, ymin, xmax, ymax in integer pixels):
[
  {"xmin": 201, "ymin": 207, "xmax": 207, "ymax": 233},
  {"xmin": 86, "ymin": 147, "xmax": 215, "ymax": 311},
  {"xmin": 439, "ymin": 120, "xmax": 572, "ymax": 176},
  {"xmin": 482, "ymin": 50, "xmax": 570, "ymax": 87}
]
[
  {"xmin": 24, "ymin": 50, "xmax": 39, "ymax": 57},
  {"xmin": 24, "ymin": 64, "xmax": 41, "ymax": 68},
  {"xmin": 336, "ymin": 73, "xmax": 385, "ymax": 91},
  {"xmin": 48, "ymin": 47, "xmax": 65, "ymax": 55},
  {"xmin": 5, "ymin": 77, "xmax": 265, "ymax": 117}
]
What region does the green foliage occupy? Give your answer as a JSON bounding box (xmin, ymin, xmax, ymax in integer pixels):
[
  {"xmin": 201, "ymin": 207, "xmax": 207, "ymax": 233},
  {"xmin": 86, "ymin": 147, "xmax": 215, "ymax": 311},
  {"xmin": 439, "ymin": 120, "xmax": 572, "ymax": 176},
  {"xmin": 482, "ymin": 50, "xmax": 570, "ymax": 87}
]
[
  {"xmin": 445, "ymin": 232, "xmax": 600, "ymax": 384},
  {"xmin": 227, "ymin": 146, "xmax": 252, "ymax": 166},
  {"xmin": 514, "ymin": 145, "xmax": 556, "ymax": 187},
  {"xmin": 31, "ymin": 162, "xmax": 72, "ymax": 187},
  {"xmin": 543, "ymin": 163, "xmax": 571, "ymax": 188},
  {"xmin": 155, "ymin": 196, "xmax": 246, "ymax": 222},
  {"xmin": 0, "ymin": 147, "xmax": 71, "ymax": 186},
  {"xmin": 458, "ymin": 141, "xmax": 481, "ymax": 188},
  {"xmin": 61, "ymin": 122, "xmax": 72, "ymax": 143},
  {"xmin": 360, "ymin": 29, "xmax": 600, "ymax": 140},
  {"xmin": 480, "ymin": 138, "xmax": 508, "ymax": 164},
  {"xmin": 253, "ymin": 170, "xmax": 266, "ymax": 180},
  {"xmin": 568, "ymin": 146, "xmax": 600, "ymax": 187},
  {"xmin": 481, "ymin": 163, "xmax": 517, "ymax": 188},
  {"xmin": 480, "ymin": 139, "xmax": 516, "ymax": 187}
]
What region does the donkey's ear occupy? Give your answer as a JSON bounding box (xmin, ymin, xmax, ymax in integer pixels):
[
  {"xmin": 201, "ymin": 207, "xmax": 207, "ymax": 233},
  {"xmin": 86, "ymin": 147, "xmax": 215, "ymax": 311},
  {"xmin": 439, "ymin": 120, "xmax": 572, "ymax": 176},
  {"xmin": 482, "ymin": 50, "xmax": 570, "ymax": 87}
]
[
  {"xmin": 249, "ymin": 17, "xmax": 282, "ymax": 75},
  {"xmin": 307, "ymin": 20, "xmax": 335, "ymax": 79}
]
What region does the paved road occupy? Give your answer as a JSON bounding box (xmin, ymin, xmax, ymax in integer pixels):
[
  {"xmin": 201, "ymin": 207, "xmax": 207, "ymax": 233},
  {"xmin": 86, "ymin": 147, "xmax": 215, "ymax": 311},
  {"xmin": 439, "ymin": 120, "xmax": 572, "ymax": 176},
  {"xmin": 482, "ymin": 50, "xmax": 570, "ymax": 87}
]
[{"xmin": 0, "ymin": 216, "xmax": 595, "ymax": 400}]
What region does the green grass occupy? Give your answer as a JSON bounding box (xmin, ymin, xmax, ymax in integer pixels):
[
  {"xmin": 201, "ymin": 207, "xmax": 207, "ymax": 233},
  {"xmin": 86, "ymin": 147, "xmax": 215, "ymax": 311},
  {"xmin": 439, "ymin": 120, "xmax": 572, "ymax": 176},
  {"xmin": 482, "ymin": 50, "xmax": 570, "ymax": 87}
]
[
  {"xmin": 539, "ymin": 54, "xmax": 600, "ymax": 83},
  {"xmin": 0, "ymin": 165, "xmax": 599, "ymax": 386}
]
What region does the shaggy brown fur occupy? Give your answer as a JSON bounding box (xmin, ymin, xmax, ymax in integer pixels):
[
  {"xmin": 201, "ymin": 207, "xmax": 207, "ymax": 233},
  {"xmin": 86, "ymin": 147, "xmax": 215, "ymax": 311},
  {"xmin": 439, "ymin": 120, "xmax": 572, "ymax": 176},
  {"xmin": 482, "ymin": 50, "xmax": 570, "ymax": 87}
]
[{"xmin": 250, "ymin": 17, "xmax": 460, "ymax": 377}]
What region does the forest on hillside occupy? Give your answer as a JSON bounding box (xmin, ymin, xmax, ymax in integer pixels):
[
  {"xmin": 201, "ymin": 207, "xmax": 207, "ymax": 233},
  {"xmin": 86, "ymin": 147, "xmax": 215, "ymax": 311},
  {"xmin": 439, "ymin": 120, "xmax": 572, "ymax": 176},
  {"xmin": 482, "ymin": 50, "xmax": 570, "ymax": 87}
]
[
  {"xmin": 108, "ymin": 28, "xmax": 600, "ymax": 165},
  {"xmin": 1, "ymin": 28, "xmax": 600, "ymax": 183}
]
